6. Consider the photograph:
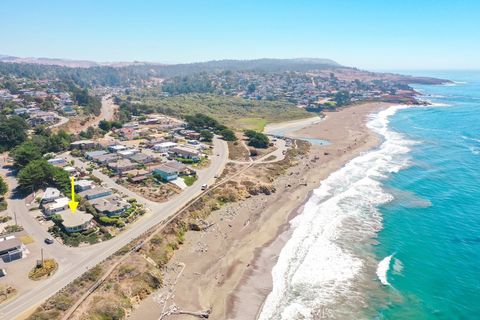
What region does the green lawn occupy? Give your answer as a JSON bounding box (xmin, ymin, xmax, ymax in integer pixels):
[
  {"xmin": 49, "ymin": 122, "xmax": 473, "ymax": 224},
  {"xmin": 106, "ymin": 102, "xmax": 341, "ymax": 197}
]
[{"xmin": 182, "ymin": 175, "xmax": 198, "ymax": 186}]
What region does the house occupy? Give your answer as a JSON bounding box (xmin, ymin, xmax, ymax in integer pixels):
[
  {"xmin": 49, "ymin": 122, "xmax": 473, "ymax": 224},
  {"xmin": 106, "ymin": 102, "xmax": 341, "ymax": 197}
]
[
  {"xmin": 122, "ymin": 122, "xmax": 139, "ymax": 129},
  {"xmin": 179, "ymin": 129, "xmax": 201, "ymax": 140},
  {"xmin": 74, "ymin": 180, "xmax": 94, "ymax": 192},
  {"xmin": 78, "ymin": 187, "xmax": 112, "ymax": 200},
  {"xmin": 117, "ymin": 149, "xmax": 139, "ymax": 158},
  {"xmin": 43, "ymin": 197, "xmax": 69, "ymax": 216},
  {"xmin": 164, "ymin": 161, "xmax": 191, "ymax": 175},
  {"xmin": 62, "ymin": 106, "xmax": 76, "ymax": 116},
  {"xmin": 63, "ymin": 166, "xmax": 77, "ymax": 176},
  {"xmin": 27, "ymin": 111, "xmax": 56, "ymax": 126},
  {"xmin": 123, "ymin": 169, "xmax": 151, "ymax": 183},
  {"xmin": 108, "ymin": 159, "xmax": 138, "ymax": 174},
  {"xmin": 47, "ymin": 158, "xmax": 67, "ymax": 167},
  {"xmin": 108, "ymin": 145, "xmax": 128, "ymax": 153},
  {"xmin": 91, "ymin": 195, "xmax": 131, "ymax": 217},
  {"xmin": 85, "ymin": 150, "xmax": 107, "ymax": 160},
  {"xmin": 153, "ymin": 141, "xmax": 177, "ymax": 153},
  {"xmin": 140, "ymin": 117, "xmax": 159, "ymax": 125},
  {"xmin": 127, "ymin": 153, "xmax": 155, "ymax": 164},
  {"xmin": 170, "ymin": 146, "xmax": 201, "ymax": 160},
  {"xmin": 0, "ymin": 236, "xmax": 26, "ymax": 262},
  {"xmin": 95, "ymin": 153, "xmax": 121, "ymax": 165},
  {"xmin": 153, "ymin": 165, "xmax": 179, "ymax": 182},
  {"xmin": 58, "ymin": 210, "xmax": 94, "ymax": 233},
  {"xmin": 41, "ymin": 188, "xmax": 61, "ymax": 204},
  {"xmin": 71, "ymin": 140, "xmax": 96, "ymax": 150}
]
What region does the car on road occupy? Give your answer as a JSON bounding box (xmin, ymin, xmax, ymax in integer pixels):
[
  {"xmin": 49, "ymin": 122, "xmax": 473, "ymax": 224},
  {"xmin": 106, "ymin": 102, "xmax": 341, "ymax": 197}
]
[
  {"xmin": 201, "ymin": 184, "xmax": 208, "ymax": 190},
  {"xmin": 0, "ymin": 269, "xmax": 6, "ymax": 277},
  {"xmin": 44, "ymin": 238, "xmax": 54, "ymax": 245}
]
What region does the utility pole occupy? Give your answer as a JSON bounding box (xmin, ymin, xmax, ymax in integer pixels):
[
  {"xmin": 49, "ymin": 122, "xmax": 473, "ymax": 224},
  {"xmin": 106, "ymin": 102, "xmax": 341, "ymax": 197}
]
[{"xmin": 41, "ymin": 248, "xmax": 44, "ymax": 266}]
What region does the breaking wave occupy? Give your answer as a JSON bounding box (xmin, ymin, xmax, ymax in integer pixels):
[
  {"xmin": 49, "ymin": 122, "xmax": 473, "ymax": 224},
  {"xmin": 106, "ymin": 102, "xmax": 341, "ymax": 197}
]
[
  {"xmin": 258, "ymin": 105, "xmax": 415, "ymax": 320},
  {"xmin": 376, "ymin": 255, "xmax": 394, "ymax": 286}
]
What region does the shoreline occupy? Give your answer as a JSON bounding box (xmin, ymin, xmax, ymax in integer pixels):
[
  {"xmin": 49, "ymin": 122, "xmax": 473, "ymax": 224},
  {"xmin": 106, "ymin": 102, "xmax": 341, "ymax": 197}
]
[
  {"xmin": 127, "ymin": 101, "xmax": 393, "ymax": 320},
  {"xmin": 226, "ymin": 102, "xmax": 393, "ymax": 320}
]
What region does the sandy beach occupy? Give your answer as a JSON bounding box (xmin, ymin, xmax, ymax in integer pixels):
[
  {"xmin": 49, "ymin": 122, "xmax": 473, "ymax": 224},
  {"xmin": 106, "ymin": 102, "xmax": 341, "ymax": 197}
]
[{"xmin": 128, "ymin": 101, "xmax": 392, "ymax": 320}]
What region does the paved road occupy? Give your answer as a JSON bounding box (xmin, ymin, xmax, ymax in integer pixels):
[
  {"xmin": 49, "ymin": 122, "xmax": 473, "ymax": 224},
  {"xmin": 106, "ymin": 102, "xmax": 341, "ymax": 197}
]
[
  {"xmin": 0, "ymin": 137, "xmax": 228, "ymax": 320},
  {"xmin": 48, "ymin": 115, "xmax": 69, "ymax": 129}
]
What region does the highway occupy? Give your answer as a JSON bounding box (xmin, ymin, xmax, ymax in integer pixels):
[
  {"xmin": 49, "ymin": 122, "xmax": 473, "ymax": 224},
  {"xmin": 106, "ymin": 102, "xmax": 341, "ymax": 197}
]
[{"xmin": 0, "ymin": 137, "xmax": 228, "ymax": 320}]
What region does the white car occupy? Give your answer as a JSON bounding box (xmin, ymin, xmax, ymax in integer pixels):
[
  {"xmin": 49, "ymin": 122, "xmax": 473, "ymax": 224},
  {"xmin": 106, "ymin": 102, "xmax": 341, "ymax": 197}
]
[{"xmin": 201, "ymin": 184, "xmax": 208, "ymax": 190}]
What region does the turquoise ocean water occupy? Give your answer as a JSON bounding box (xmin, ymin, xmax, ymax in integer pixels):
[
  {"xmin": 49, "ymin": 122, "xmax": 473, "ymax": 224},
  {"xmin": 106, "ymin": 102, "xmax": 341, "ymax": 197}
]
[
  {"xmin": 373, "ymin": 71, "xmax": 480, "ymax": 319},
  {"xmin": 258, "ymin": 71, "xmax": 480, "ymax": 320}
]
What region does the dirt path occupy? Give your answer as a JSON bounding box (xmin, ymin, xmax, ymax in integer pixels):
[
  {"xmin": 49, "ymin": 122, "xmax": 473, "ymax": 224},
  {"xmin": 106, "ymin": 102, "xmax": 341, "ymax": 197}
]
[{"xmin": 55, "ymin": 95, "xmax": 118, "ymax": 134}]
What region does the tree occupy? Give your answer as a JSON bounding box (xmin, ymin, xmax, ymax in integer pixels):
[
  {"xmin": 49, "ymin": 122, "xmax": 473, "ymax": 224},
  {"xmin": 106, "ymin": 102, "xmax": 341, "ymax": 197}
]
[
  {"xmin": 18, "ymin": 160, "xmax": 52, "ymax": 191},
  {"xmin": 0, "ymin": 176, "xmax": 7, "ymax": 198},
  {"xmin": 17, "ymin": 160, "xmax": 70, "ymax": 192},
  {"xmin": 99, "ymin": 120, "xmax": 111, "ymax": 131},
  {"xmin": 200, "ymin": 130, "xmax": 213, "ymax": 142},
  {"xmin": 220, "ymin": 128, "xmax": 237, "ymax": 141},
  {"xmin": 333, "ymin": 91, "xmax": 351, "ymax": 107},
  {"xmin": 244, "ymin": 130, "xmax": 269, "ymax": 148},
  {"xmin": 12, "ymin": 141, "xmax": 43, "ymax": 169},
  {"xmin": 247, "ymin": 83, "xmax": 256, "ymax": 94},
  {"xmin": 0, "ymin": 116, "xmax": 29, "ymax": 151}
]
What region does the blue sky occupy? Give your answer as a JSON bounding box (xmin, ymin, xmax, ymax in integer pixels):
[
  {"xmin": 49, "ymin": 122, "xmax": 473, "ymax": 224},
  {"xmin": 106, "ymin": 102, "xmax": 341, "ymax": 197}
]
[{"xmin": 1, "ymin": 0, "xmax": 479, "ymax": 69}]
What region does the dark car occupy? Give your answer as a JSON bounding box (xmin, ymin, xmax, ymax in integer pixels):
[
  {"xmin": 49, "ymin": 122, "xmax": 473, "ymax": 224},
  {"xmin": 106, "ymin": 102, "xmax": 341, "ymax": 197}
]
[{"xmin": 44, "ymin": 238, "xmax": 54, "ymax": 245}]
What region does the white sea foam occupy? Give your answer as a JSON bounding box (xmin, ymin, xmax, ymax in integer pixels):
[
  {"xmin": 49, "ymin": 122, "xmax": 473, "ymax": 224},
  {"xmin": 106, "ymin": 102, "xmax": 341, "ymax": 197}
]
[
  {"xmin": 469, "ymin": 146, "xmax": 480, "ymax": 155},
  {"xmin": 462, "ymin": 135, "xmax": 480, "ymax": 143},
  {"xmin": 392, "ymin": 258, "xmax": 404, "ymax": 275},
  {"xmin": 426, "ymin": 101, "xmax": 452, "ymax": 107},
  {"xmin": 258, "ymin": 105, "xmax": 415, "ymax": 319},
  {"xmin": 376, "ymin": 254, "xmax": 394, "ymax": 286}
]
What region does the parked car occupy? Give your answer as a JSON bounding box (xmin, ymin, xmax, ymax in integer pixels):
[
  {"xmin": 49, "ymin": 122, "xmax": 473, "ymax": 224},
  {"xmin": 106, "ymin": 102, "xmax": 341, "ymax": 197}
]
[
  {"xmin": 201, "ymin": 184, "xmax": 208, "ymax": 190},
  {"xmin": 44, "ymin": 238, "xmax": 54, "ymax": 245},
  {"xmin": 0, "ymin": 269, "xmax": 6, "ymax": 277}
]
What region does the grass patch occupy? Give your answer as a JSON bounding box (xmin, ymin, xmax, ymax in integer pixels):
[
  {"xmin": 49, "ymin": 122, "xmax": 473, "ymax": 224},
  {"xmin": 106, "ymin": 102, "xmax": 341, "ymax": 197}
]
[
  {"xmin": 20, "ymin": 235, "xmax": 35, "ymax": 245},
  {"xmin": 122, "ymin": 93, "xmax": 311, "ymax": 130},
  {"xmin": 0, "ymin": 201, "xmax": 7, "ymax": 212},
  {"xmin": 29, "ymin": 259, "xmax": 58, "ymax": 280},
  {"xmin": 182, "ymin": 175, "xmax": 198, "ymax": 186},
  {"xmin": 3, "ymin": 224, "xmax": 23, "ymax": 234},
  {"xmin": 234, "ymin": 117, "xmax": 267, "ymax": 131}
]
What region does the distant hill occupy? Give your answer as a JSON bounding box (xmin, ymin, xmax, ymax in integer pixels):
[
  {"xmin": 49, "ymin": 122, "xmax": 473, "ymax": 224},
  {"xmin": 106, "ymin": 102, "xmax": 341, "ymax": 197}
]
[
  {"xmin": 0, "ymin": 54, "xmax": 449, "ymax": 87},
  {"xmin": 0, "ymin": 54, "xmax": 340, "ymax": 71},
  {"xmin": 0, "ymin": 54, "xmax": 150, "ymax": 68}
]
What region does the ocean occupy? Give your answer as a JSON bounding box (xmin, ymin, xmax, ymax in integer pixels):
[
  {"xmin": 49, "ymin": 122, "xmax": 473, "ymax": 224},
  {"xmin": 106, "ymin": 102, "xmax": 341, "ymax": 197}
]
[{"xmin": 258, "ymin": 71, "xmax": 480, "ymax": 319}]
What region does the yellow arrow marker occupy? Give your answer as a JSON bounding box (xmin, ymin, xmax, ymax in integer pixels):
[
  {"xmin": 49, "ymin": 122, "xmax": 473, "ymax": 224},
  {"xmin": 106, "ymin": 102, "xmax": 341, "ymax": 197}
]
[{"xmin": 68, "ymin": 176, "xmax": 79, "ymax": 213}]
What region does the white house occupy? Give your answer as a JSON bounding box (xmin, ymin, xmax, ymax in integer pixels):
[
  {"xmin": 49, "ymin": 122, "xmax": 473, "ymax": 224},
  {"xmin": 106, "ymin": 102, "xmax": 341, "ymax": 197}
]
[
  {"xmin": 153, "ymin": 141, "xmax": 177, "ymax": 153},
  {"xmin": 58, "ymin": 210, "xmax": 94, "ymax": 233},
  {"xmin": 47, "ymin": 158, "xmax": 67, "ymax": 167},
  {"xmin": 41, "ymin": 188, "xmax": 61, "ymax": 204},
  {"xmin": 74, "ymin": 180, "xmax": 94, "ymax": 192},
  {"xmin": 43, "ymin": 197, "xmax": 69, "ymax": 216}
]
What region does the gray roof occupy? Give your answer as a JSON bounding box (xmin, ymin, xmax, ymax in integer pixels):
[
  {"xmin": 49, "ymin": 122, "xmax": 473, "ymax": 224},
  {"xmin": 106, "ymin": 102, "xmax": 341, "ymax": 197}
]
[
  {"xmin": 154, "ymin": 164, "xmax": 178, "ymax": 174},
  {"xmin": 78, "ymin": 187, "xmax": 112, "ymax": 198},
  {"xmin": 164, "ymin": 160, "xmax": 187, "ymax": 172},
  {"xmin": 59, "ymin": 210, "xmax": 93, "ymax": 228},
  {"xmin": 0, "ymin": 237, "xmax": 23, "ymax": 253},
  {"xmin": 85, "ymin": 150, "xmax": 107, "ymax": 158}
]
